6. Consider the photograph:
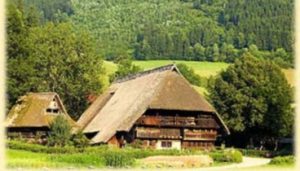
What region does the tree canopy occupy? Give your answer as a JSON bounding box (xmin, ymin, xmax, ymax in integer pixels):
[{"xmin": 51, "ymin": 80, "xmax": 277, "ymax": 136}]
[
  {"xmin": 18, "ymin": 0, "xmax": 294, "ymax": 67},
  {"xmin": 176, "ymin": 63, "xmax": 201, "ymax": 86},
  {"xmin": 6, "ymin": 3, "xmax": 105, "ymax": 119},
  {"xmin": 209, "ymin": 53, "xmax": 293, "ymax": 140}
]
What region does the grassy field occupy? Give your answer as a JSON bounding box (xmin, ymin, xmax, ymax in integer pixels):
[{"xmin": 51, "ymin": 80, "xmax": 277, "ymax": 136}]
[
  {"xmin": 103, "ymin": 60, "xmax": 294, "ymax": 86},
  {"xmin": 132, "ymin": 60, "xmax": 229, "ymax": 78},
  {"xmin": 7, "ymin": 149, "xmax": 295, "ymax": 170},
  {"xmin": 103, "ymin": 60, "xmax": 229, "ymax": 78},
  {"xmin": 6, "ymin": 149, "xmax": 105, "ymax": 169}
]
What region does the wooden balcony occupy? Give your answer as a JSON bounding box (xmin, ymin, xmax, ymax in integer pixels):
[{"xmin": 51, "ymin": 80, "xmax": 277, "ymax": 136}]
[
  {"xmin": 183, "ymin": 129, "xmax": 217, "ymax": 141},
  {"xmin": 136, "ymin": 127, "xmax": 181, "ymax": 139},
  {"xmin": 136, "ymin": 115, "xmax": 218, "ymax": 129}
]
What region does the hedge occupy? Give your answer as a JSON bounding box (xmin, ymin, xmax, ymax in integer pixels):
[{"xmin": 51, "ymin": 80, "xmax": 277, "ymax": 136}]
[
  {"xmin": 237, "ymin": 148, "xmax": 271, "ymax": 157},
  {"xmin": 269, "ymin": 156, "xmax": 295, "ymax": 165},
  {"xmin": 210, "ymin": 148, "xmax": 243, "ymax": 163}
]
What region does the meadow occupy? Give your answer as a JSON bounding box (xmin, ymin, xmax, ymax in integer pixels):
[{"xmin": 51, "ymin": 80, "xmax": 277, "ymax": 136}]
[
  {"xmin": 103, "ymin": 60, "xmax": 295, "ymax": 95},
  {"xmin": 6, "ymin": 149, "xmax": 295, "ymax": 170}
]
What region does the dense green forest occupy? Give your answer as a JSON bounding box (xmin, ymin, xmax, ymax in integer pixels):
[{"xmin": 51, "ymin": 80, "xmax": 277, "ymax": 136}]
[
  {"xmin": 20, "ymin": 0, "xmax": 294, "ymax": 67},
  {"xmin": 7, "ymin": 0, "xmax": 294, "ymax": 119}
]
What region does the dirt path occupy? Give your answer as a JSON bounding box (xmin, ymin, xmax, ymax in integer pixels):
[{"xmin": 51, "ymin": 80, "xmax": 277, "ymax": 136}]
[{"xmin": 199, "ymin": 156, "xmax": 271, "ymax": 171}]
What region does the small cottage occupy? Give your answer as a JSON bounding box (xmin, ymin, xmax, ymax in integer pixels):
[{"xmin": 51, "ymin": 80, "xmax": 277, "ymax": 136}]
[
  {"xmin": 78, "ymin": 64, "xmax": 230, "ymax": 149},
  {"xmin": 5, "ymin": 92, "xmax": 77, "ymax": 141}
]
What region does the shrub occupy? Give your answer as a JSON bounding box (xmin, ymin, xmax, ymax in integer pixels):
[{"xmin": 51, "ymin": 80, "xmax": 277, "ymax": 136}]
[
  {"xmin": 71, "ymin": 131, "xmax": 90, "ymax": 148},
  {"xmin": 238, "ymin": 148, "xmax": 270, "ymax": 157},
  {"xmin": 269, "ymin": 156, "xmax": 295, "ymax": 165},
  {"xmin": 177, "ymin": 63, "xmax": 202, "ymax": 86},
  {"xmin": 47, "ymin": 115, "xmax": 72, "ymax": 147},
  {"xmin": 224, "ymin": 149, "xmax": 243, "ymax": 163},
  {"xmin": 104, "ymin": 151, "xmax": 134, "ymax": 167},
  {"xmin": 127, "ymin": 139, "xmax": 143, "ymax": 149},
  {"xmin": 210, "ymin": 148, "xmax": 243, "ymax": 163},
  {"xmin": 209, "ymin": 152, "xmax": 227, "ymax": 162}
]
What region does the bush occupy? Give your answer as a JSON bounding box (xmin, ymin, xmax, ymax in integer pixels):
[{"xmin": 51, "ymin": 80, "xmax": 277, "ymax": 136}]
[
  {"xmin": 126, "ymin": 139, "xmax": 144, "ymax": 149},
  {"xmin": 104, "ymin": 151, "xmax": 134, "ymax": 167},
  {"xmin": 210, "ymin": 152, "xmax": 227, "ymax": 162},
  {"xmin": 71, "ymin": 131, "xmax": 90, "ymax": 148},
  {"xmin": 210, "ymin": 148, "xmax": 243, "ymax": 163},
  {"xmin": 225, "ymin": 149, "xmax": 243, "ymax": 163},
  {"xmin": 238, "ymin": 148, "xmax": 270, "ymax": 157},
  {"xmin": 177, "ymin": 63, "xmax": 202, "ymax": 86},
  {"xmin": 269, "ymin": 156, "xmax": 295, "ymax": 165},
  {"xmin": 47, "ymin": 115, "xmax": 72, "ymax": 147}
]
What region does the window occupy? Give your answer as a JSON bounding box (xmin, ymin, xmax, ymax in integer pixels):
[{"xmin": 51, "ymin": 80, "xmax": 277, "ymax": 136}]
[
  {"xmin": 161, "ymin": 141, "xmax": 172, "ymax": 148},
  {"xmin": 46, "ymin": 108, "xmax": 59, "ymax": 114}
]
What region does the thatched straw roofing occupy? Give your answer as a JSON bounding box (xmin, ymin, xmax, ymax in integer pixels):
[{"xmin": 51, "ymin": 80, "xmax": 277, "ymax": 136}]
[
  {"xmin": 78, "ymin": 64, "xmax": 229, "ymax": 144},
  {"xmin": 5, "ymin": 92, "xmax": 77, "ymax": 128}
]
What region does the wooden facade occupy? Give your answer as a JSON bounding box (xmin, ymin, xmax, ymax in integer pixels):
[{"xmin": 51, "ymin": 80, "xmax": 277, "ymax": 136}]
[{"xmin": 108, "ymin": 109, "xmax": 222, "ymax": 149}]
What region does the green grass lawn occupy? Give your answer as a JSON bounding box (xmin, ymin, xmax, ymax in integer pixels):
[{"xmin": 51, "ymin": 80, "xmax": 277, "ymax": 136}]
[
  {"xmin": 133, "ymin": 60, "xmax": 229, "ymax": 78},
  {"xmin": 6, "ymin": 149, "xmax": 295, "ymax": 170},
  {"xmin": 103, "ymin": 60, "xmax": 229, "ymax": 78},
  {"xmin": 6, "ymin": 149, "xmax": 105, "ymax": 169}
]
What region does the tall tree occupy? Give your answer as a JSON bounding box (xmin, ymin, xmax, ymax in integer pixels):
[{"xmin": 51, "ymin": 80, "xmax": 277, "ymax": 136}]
[
  {"xmin": 7, "ymin": 22, "xmax": 105, "ymax": 119},
  {"xmin": 109, "ymin": 53, "xmax": 142, "ymax": 82},
  {"xmin": 209, "ymin": 53, "xmax": 293, "ymax": 147}
]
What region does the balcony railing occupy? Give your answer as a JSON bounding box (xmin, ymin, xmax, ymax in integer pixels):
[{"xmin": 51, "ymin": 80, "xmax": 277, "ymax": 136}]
[{"xmin": 136, "ymin": 116, "xmax": 218, "ymax": 128}]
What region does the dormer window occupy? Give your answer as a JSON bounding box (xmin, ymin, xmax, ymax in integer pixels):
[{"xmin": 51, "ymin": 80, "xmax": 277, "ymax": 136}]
[{"xmin": 46, "ymin": 98, "xmax": 60, "ymax": 114}]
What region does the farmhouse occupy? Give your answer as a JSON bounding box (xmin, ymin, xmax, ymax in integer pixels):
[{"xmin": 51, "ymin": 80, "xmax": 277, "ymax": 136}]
[
  {"xmin": 5, "ymin": 92, "xmax": 77, "ymax": 141},
  {"xmin": 78, "ymin": 64, "xmax": 230, "ymax": 149}
]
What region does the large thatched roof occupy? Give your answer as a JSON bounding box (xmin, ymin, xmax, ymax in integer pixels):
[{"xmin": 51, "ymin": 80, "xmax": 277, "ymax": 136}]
[
  {"xmin": 5, "ymin": 92, "xmax": 77, "ymax": 129},
  {"xmin": 78, "ymin": 64, "xmax": 229, "ymax": 144}
]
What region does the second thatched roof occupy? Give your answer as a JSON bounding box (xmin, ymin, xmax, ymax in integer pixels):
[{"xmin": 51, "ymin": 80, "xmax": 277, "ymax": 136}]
[{"xmin": 5, "ymin": 92, "xmax": 77, "ymax": 129}]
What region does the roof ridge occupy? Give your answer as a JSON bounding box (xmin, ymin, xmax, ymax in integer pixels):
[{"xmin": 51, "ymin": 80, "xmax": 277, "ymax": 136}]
[{"xmin": 113, "ymin": 63, "xmax": 178, "ymax": 83}]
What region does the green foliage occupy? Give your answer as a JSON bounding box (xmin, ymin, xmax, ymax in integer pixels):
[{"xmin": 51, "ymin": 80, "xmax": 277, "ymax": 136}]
[
  {"xmin": 225, "ymin": 149, "xmax": 243, "ymax": 163},
  {"xmin": 127, "ymin": 139, "xmax": 144, "ymax": 149},
  {"xmin": 69, "ymin": 0, "xmax": 293, "ymax": 66},
  {"xmin": 177, "ymin": 63, "xmax": 201, "ymax": 86},
  {"xmin": 7, "ymin": 140, "xmax": 80, "ymax": 154},
  {"xmin": 8, "ymin": 141, "xmax": 248, "ymax": 168},
  {"xmin": 209, "ymin": 53, "xmax": 293, "ymax": 138},
  {"xmin": 71, "ymin": 131, "xmax": 90, "ymax": 148},
  {"xmin": 7, "ymin": 149, "xmax": 105, "ymax": 168},
  {"xmin": 21, "ymin": 0, "xmax": 74, "ymax": 23},
  {"xmin": 210, "ymin": 149, "xmax": 243, "ymax": 163},
  {"xmin": 6, "ymin": 5, "xmax": 105, "ymax": 118},
  {"xmin": 109, "ymin": 55, "xmax": 142, "ymax": 82},
  {"xmin": 269, "ymin": 156, "xmax": 295, "ymax": 165},
  {"xmin": 238, "ymin": 148, "xmax": 270, "ymax": 158},
  {"xmin": 48, "ymin": 115, "xmax": 72, "ymax": 147},
  {"xmin": 104, "ymin": 151, "xmax": 135, "ymax": 167}
]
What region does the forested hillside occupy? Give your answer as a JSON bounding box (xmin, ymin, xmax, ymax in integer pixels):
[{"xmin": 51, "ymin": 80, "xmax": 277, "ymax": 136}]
[
  {"xmin": 7, "ymin": 0, "xmax": 295, "ymax": 118},
  {"xmin": 22, "ymin": 0, "xmax": 294, "ymax": 67}
]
